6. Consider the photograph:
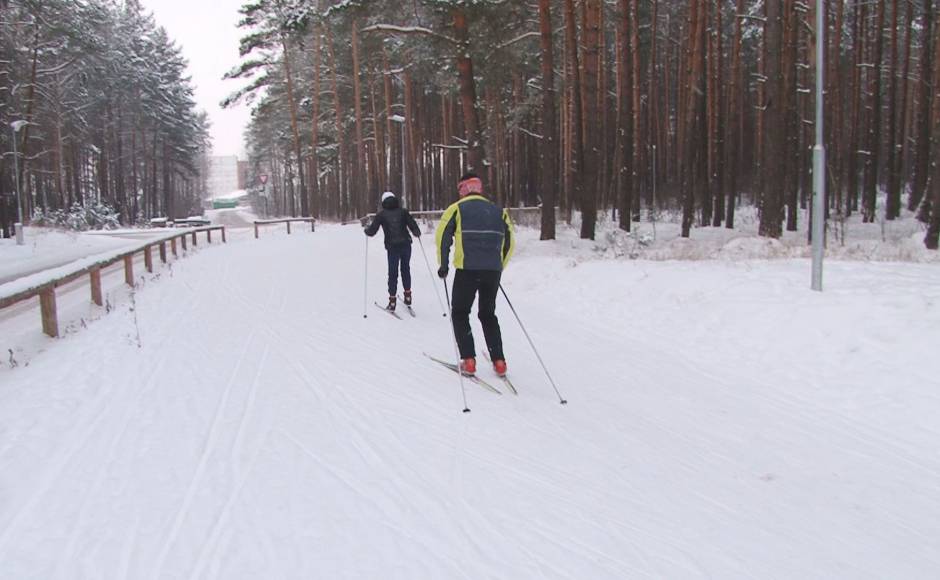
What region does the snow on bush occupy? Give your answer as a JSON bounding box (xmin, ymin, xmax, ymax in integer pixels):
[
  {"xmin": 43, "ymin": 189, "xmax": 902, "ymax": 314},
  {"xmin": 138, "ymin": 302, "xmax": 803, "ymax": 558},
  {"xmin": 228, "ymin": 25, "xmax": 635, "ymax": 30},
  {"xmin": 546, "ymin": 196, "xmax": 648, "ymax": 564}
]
[{"xmin": 31, "ymin": 203, "xmax": 122, "ymax": 231}]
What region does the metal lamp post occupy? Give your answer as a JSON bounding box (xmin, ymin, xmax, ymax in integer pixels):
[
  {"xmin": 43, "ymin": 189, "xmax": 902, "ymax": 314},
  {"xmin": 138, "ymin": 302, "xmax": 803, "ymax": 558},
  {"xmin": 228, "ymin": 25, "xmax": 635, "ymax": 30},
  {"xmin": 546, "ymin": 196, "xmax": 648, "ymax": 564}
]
[
  {"xmin": 811, "ymin": 0, "xmax": 825, "ymax": 291},
  {"xmin": 10, "ymin": 120, "xmax": 28, "ymax": 245},
  {"xmin": 390, "ymin": 114, "xmax": 406, "ymax": 203}
]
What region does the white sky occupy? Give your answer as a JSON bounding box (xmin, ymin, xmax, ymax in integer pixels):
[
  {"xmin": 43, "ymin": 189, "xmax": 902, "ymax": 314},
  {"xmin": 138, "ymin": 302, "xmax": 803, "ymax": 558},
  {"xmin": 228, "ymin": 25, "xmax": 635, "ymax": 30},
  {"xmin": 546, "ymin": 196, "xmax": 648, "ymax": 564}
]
[{"xmin": 140, "ymin": 0, "xmax": 252, "ymax": 158}]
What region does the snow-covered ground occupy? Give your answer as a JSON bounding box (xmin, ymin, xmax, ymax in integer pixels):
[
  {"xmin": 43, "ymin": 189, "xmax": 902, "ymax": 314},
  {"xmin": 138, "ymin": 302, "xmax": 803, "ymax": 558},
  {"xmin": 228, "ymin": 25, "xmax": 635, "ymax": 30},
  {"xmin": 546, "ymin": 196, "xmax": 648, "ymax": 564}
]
[
  {"xmin": 0, "ymin": 222, "xmax": 938, "ymax": 578},
  {"xmin": 205, "ymin": 207, "xmax": 258, "ymax": 229},
  {"xmin": 571, "ymin": 204, "xmax": 940, "ymax": 263},
  {"xmin": 0, "ymin": 228, "xmax": 157, "ymax": 286}
]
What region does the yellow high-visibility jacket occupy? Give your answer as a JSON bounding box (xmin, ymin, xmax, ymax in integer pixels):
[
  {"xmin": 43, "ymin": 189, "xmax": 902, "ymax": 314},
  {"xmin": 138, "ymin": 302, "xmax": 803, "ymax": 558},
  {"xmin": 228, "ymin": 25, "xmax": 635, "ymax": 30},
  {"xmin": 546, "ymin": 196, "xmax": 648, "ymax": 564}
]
[{"xmin": 436, "ymin": 195, "xmax": 514, "ymax": 271}]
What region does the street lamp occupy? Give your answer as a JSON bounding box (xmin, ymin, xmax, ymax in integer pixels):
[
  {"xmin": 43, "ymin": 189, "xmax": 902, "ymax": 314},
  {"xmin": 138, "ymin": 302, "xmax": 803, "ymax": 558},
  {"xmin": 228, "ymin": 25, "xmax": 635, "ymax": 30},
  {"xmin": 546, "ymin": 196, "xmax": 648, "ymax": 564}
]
[
  {"xmin": 811, "ymin": 0, "xmax": 825, "ymax": 291},
  {"xmin": 390, "ymin": 114, "xmax": 406, "ymax": 205},
  {"xmin": 10, "ymin": 120, "xmax": 28, "ymax": 245}
]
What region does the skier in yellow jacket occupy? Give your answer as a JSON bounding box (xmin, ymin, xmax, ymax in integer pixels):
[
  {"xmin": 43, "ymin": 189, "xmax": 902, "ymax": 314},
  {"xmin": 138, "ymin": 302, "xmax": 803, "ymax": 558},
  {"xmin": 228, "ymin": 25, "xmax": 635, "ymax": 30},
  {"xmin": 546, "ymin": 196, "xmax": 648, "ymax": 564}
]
[{"xmin": 436, "ymin": 173, "xmax": 515, "ymax": 377}]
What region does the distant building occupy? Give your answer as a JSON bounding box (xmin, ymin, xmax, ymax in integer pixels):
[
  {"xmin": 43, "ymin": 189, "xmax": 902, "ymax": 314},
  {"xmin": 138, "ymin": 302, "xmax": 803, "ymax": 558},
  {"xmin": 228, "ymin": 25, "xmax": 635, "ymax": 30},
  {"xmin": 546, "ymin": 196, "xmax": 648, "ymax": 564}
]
[
  {"xmin": 208, "ymin": 156, "xmax": 239, "ymax": 199},
  {"xmin": 237, "ymin": 160, "xmax": 250, "ymax": 190}
]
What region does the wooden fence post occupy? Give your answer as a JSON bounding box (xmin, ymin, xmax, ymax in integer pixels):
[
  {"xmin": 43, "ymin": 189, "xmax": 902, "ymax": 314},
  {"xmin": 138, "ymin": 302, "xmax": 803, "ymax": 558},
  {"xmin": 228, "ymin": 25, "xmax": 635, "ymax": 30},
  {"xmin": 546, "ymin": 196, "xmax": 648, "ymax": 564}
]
[
  {"xmin": 124, "ymin": 254, "xmax": 134, "ymax": 286},
  {"xmin": 181, "ymin": 234, "xmax": 188, "ymax": 251},
  {"xmin": 254, "ymin": 223, "xmax": 259, "ymax": 239},
  {"xmin": 191, "ymin": 232, "xmax": 197, "ymax": 246},
  {"xmin": 144, "ymin": 245, "xmax": 153, "ymax": 273},
  {"xmin": 222, "ymin": 227, "xmax": 227, "ymax": 243},
  {"xmin": 159, "ymin": 242, "xmax": 167, "ymax": 263},
  {"xmin": 207, "ymin": 229, "xmax": 213, "ymax": 244},
  {"xmin": 90, "ymin": 268, "xmax": 103, "ymax": 306},
  {"xmin": 171, "ymin": 237, "xmax": 178, "ymax": 257},
  {"xmin": 311, "ymin": 219, "xmax": 315, "ymax": 232},
  {"xmin": 287, "ymin": 221, "xmax": 292, "ymax": 235},
  {"xmin": 40, "ymin": 287, "xmax": 59, "ymax": 338}
]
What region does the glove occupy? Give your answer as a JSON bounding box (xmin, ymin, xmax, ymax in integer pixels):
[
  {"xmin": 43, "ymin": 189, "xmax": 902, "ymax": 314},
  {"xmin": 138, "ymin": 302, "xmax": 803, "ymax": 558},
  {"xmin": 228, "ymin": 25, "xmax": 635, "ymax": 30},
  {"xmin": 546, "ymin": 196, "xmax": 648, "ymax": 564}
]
[{"xmin": 437, "ymin": 266, "xmax": 448, "ymax": 279}]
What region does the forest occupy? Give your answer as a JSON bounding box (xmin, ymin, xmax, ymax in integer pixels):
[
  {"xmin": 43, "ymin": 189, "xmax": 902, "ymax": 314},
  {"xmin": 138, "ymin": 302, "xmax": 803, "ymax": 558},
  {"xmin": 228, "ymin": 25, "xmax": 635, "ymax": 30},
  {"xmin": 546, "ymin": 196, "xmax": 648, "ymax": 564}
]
[
  {"xmin": 0, "ymin": 0, "xmax": 210, "ymax": 235},
  {"xmin": 227, "ymin": 0, "xmax": 940, "ymax": 248},
  {"xmin": 3, "ymin": 0, "xmax": 940, "ymax": 249}
]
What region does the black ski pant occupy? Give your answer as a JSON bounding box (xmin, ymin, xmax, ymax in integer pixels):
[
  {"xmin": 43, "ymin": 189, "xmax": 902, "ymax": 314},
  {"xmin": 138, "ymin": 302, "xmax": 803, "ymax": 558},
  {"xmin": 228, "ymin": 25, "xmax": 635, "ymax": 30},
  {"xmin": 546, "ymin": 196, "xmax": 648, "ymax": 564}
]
[
  {"xmin": 451, "ymin": 269, "xmax": 504, "ymax": 361},
  {"xmin": 387, "ymin": 243, "xmax": 412, "ymax": 296}
]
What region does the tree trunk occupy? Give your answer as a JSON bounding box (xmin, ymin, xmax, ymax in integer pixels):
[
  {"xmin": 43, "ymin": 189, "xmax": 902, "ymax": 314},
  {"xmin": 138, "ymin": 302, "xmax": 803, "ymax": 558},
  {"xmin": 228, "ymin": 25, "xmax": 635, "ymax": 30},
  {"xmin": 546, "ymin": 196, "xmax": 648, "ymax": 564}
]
[
  {"xmin": 352, "ymin": 22, "xmax": 367, "ymax": 216},
  {"xmin": 580, "ymin": 0, "xmax": 601, "ymax": 240},
  {"xmin": 885, "ymin": 0, "xmax": 902, "ymax": 219},
  {"xmin": 452, "ymin": 8, "xmax": 486, "ymax": 172},
  {"xmin": 782, "ymin": 0, "xmax": 798, "ymax": 232},
  {"xmin": 681, "ymin": 0, "xmax": 706, "ymax": 238},
  {"xmin": 17, "ymin": 29, "xmax": 40, "ymax": 222},
  {"xmin": 326, "ymin": 27, "xmax": 347, "ymax": 220},
  {"xmin": 829, "ymin": 0, "xmax": 845, "ymax": 215},
  {"xmin": 710, "ymin": 0, "xmax": 724, "ymax": 228},
  {"xmin": 281, "ymin": 36, "xmax": 308, "ymax": 217},
  {"xmin": 911, "ymin": 0, "xmax": 934, "ymax": 211},
  {"xmin": 563, "ymin": 0, "xmax": 584, "ymax": 227},
  {"xmin": 162, "ymin": 140, "xmax": 172, "ymax": 218},
  {"xmin": 310, "ymin": 26, "xmax": 322, "ymax": 218},
  {"xmin": 403, "ymin": 70, "xmax": 418, "ymax": 207},
  {"xmin": 649, "ymin": 0, "xmax": 661, "ymax": 217},
  {"xmin": 617, "ymin": 0, "xmax": 634, "ymax": 232},
  {"xmin": 725, "ymin": 0, "xmax": 745, "ymax": 228},
  {"xmin": 847, "ymin": 2, "xmax": 866, "ymax": 216},
  {"xmin": 369, "ymin": 76, "xmax": 384, "ymax": 196},
  {"xmin": 630, "ymin": 0, "xmax": 641, "ymax": 222},
  {"xmin": 760, "ymin": 0, "xmax": 784, "ymax": 238},
  {"xmin": 537, "ymin": 0, "xmax": 557, "ymax": 239},
  {"xmin": 924, "ymin": 9, "xmax": 940, "ymax": 248},
  {"xmin": 863, "ymin": 0, "xmax": 886, "ymax": 222},
  {"xmin": 894, "ymin": 0, "xmax": 914, "ymax": 215}
]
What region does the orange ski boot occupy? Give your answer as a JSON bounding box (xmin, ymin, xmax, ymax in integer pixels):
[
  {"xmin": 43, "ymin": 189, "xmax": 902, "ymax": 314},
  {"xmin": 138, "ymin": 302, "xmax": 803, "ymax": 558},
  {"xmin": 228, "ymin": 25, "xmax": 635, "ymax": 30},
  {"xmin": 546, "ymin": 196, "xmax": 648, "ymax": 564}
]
[{"xmin": 459, "ymin": 357, "xmax": 476, "ymax": 376}]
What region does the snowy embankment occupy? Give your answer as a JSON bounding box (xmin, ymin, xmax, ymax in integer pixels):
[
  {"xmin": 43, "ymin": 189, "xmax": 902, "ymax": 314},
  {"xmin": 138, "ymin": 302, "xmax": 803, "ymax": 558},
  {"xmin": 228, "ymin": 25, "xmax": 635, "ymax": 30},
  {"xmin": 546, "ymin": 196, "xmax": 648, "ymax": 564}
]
[
  {"xmin": 0, "ymin": 223, "xmax": 938, "ymax": 578},
  {"xmin": 0, "ymin": 228, "xmax": 152, "ymax": 286},
  {"xmin": 571, "ymin": 205, "xmax": 940, "ymax": 263}
]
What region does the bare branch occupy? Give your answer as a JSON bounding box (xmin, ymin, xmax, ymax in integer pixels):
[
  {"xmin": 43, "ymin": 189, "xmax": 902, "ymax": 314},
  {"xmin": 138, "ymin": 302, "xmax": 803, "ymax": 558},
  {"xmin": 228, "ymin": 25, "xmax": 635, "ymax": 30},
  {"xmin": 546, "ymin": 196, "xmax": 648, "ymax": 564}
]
[{"xmin": 361, "ymin": 24, "xmax": 457, "ymax": 45}]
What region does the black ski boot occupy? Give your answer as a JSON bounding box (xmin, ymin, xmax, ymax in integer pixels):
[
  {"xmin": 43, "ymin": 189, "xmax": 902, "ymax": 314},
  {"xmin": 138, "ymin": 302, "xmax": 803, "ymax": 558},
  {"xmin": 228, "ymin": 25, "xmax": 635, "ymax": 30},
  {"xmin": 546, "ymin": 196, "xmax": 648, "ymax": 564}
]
[
  {"xmin": 386, "ymin": 295, "xmax": 397, "ymax": 311},
  {"xmin": 403, "ymin": 289, "xmax": 412, "ymax": 306}
]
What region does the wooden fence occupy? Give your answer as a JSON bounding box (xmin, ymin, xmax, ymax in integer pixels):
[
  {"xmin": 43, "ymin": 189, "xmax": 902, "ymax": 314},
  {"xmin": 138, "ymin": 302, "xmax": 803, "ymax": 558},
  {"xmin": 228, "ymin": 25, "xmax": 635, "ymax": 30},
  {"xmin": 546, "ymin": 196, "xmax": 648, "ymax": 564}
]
[
  {"xmin": 0, "ymin": 226, "xmax": 226, "ymax": 338},
  {"xmin": 254, "ymin": 218, "xmax": 316, "ymax": 239}
]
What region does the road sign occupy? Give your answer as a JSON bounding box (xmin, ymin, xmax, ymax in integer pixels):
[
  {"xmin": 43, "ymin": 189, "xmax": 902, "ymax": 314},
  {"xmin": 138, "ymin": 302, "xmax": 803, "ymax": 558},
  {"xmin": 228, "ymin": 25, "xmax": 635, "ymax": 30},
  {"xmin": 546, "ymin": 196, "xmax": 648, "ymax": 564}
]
[{"xmin": 259, "ymin": 174, "xmax": 269, "ymax": 185}]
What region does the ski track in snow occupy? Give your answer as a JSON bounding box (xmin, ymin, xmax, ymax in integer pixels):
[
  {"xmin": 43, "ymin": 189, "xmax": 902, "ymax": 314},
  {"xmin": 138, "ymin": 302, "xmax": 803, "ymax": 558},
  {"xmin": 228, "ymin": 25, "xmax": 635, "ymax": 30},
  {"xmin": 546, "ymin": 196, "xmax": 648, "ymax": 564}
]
[{"xmin": 1, "ymin": 224, "xmax": 939, "ymax": 578}]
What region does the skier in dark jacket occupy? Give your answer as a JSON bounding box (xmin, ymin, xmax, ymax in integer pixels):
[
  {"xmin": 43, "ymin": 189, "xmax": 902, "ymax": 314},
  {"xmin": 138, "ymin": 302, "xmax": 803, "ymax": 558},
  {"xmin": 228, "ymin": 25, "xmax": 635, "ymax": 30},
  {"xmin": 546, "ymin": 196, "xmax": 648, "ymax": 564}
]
[
  {"xmin": 365, "ymin": 192, "xmax": 422, "ymax": 311},
  {"xmin": 436, "ymin": 173, "xmax": 515, "ymax": 377}
]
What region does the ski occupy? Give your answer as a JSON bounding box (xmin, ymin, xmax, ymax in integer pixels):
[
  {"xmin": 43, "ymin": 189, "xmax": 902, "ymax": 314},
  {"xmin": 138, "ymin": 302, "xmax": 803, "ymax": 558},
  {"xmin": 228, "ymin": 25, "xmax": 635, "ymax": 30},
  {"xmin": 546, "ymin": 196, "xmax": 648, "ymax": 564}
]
[
  {"xmin": 482, "ymin": 352, "xmax": 517, "ymax": 395},
  {"xmin": 498, "ymin": 376, "xmax": 518, "ymax": 395},
  {"xmin": 397, "ymin": 295, "xmax": 416, "ymax": 317},
  {"xmin": 374, "ymin": 302, "xmax": 402, "ymax": 319},
  {"xmin": 423, "ymin": 353, "xmax": 502, "ymax": 395}
]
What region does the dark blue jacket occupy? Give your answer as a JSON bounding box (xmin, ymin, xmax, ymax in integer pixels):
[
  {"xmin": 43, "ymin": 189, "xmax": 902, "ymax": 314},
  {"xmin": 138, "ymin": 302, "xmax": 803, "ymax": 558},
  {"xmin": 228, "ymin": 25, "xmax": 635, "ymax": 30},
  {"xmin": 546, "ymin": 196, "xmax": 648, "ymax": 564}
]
[{"xmin": 365, "ymin": 196, "xmax": 421, "ymax": 249}]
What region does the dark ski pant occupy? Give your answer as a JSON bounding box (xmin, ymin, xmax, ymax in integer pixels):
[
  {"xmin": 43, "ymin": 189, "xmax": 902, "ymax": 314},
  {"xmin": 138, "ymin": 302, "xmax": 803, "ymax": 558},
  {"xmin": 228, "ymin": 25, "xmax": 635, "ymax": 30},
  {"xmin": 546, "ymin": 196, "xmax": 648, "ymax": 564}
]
[
  {"xmin": 387, "ymin": 243, "xmax": 412, "ymax": 296},
  {"xmin": 451, "ymin": 269, "xmax": 504, "ymax": 361}
]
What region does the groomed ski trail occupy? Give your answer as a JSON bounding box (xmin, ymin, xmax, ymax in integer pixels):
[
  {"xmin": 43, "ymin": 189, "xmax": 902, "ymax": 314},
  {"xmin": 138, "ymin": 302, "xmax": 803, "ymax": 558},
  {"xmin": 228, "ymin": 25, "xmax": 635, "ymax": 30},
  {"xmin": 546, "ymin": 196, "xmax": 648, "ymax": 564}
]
[{"xmin": 0, "ymin": 224, "xmax": 938, "ymax": 579}]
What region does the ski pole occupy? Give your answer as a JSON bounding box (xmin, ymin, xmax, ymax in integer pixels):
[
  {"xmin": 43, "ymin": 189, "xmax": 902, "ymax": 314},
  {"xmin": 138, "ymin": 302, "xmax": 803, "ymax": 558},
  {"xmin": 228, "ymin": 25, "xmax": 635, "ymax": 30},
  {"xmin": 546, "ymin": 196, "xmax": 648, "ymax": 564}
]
[
  {"xmin": 363, "ymin": 235, "xmax": 369, "ymax": 318},
  {"xmin": 499, "ymin": 284, "xmax": 567, "ymax": 405},
  {"xmin": 443, "ymin": 277, "xmax": 470, "ymax": 413},
  {"xmin": 417, "ymin": 237, "xmax": 447, "ymax": 317}
]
